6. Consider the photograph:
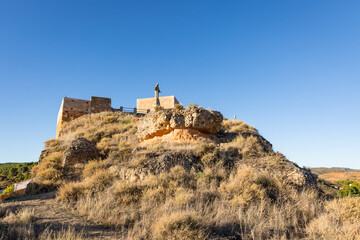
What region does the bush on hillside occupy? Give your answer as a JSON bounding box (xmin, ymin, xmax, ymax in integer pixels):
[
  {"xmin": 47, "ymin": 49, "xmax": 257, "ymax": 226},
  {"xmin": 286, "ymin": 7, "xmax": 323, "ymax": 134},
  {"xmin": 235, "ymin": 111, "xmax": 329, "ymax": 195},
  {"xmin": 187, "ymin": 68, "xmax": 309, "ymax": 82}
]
[
  {"xmin": 152, "ymin": 212, "xmax": 209, "ymax": 240},
  {"xmin": 31, "ymin": 152, "xmax": 63, "ymax": 182},
  {"xmin": 337, "ymin": 180, "xmax": 360, "ymax": 198}
]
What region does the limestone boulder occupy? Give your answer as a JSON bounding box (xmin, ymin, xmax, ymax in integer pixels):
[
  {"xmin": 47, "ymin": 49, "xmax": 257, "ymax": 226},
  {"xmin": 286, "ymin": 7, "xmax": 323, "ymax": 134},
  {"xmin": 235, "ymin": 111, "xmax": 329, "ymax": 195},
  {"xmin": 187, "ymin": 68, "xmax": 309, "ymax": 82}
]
[
  {"xmin": 137, "ymin": 106, "xmax": 223, "ymax": 140},
  {"xmin": 63, "ymin": 138, "xmax": 99, "ymax": 168}
]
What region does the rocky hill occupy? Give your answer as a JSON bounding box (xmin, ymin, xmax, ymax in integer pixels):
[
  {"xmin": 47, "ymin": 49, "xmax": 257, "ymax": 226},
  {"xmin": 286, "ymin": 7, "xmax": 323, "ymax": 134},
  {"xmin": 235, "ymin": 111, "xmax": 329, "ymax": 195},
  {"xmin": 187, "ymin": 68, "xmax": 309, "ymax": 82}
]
[{"xmin": 1, "ymin": 106, "xmax": 359, "ymax": 240}]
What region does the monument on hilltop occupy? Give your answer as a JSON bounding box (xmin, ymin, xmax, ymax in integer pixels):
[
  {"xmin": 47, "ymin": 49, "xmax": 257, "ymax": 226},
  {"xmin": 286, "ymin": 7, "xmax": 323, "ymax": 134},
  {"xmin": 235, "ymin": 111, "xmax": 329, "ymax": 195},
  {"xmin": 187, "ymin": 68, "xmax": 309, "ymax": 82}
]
[
  {"xmin": 152, "ymin": 83, "xmax": 161, "ymax": 109},
  {"xmin": 136, "ymin": 83, "xmax": 179, "ymax": 112}
]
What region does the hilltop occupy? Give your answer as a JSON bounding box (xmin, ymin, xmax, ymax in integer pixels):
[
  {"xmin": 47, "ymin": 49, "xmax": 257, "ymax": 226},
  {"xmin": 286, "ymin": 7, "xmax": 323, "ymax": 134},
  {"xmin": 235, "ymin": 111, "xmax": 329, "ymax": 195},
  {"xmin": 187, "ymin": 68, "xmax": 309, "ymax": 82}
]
[{"xmin": 1, "ymin": 106, "xmax": 360, "ymax": 239}]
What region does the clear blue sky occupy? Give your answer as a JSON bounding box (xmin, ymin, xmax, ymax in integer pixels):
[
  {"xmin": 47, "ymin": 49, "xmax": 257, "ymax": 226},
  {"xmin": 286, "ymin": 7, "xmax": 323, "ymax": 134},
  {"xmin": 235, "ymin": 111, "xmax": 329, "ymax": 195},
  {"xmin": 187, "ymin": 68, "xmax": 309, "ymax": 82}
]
[{"xmin": 0, "ymin": 1, "xmax": 359, "ymax": 168}]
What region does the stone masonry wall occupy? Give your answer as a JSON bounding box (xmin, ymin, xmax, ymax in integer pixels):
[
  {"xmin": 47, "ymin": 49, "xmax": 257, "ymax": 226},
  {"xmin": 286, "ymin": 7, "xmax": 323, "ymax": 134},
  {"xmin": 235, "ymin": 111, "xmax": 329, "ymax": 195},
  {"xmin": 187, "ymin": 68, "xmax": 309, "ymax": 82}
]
[
  {"xmin": 90, "ymin": 96, "xmax": 111, "ymax": 113},
  {"xmin": 136, "ymin": 96, "xmax": 179, "ymax": 111},
  {"xmin": 56, "ymin": 97, "xmax": 90, "ymax": 138},
  {"xmin": 56, "ymin": 96, "xmax": 111, "ymax": 138}
]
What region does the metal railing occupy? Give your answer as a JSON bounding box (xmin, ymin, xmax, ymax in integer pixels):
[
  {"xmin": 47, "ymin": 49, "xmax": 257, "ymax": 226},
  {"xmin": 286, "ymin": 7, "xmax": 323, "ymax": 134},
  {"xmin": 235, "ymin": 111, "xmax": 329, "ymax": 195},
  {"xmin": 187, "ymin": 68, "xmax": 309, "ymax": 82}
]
[{"xmin": 113, "ymin": 106, "xmax": 150, "ymax": 115}]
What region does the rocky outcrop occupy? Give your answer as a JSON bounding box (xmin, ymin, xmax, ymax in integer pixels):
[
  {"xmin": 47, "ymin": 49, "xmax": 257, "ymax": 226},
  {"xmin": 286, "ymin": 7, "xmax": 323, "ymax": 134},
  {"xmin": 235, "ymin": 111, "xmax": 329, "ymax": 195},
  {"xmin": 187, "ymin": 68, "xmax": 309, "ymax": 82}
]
[
  {"xmin": 137, "ymin": 106, "xmax": 223, "ymax": 141},
  {"xmin": 62, "ymin": 138, "xmax": 99, "ymax": 168},
  {"xmin": 240, "ymin": 153, "xmax": 318, "ymax": 187}
]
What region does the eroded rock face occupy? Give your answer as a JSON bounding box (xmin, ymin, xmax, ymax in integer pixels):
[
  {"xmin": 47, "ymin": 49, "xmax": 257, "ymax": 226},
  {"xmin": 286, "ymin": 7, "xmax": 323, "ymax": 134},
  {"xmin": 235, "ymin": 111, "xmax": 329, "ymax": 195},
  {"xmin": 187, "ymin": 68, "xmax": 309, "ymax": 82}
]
[
  {"xmin": 137, "ymin": 106, "xmax": 223, "ymax": 140},
  {"xmin": 63, "ymin": 138, "xmax": 99, "ymax": 168}
]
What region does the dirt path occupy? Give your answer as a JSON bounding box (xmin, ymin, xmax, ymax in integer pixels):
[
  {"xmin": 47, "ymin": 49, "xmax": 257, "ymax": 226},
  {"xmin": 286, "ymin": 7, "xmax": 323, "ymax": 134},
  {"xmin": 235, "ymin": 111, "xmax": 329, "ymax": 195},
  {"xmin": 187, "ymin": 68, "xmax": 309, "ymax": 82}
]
[{"xmin": 0, "ymin": 192, "xmax": 122, "ymax": 239}]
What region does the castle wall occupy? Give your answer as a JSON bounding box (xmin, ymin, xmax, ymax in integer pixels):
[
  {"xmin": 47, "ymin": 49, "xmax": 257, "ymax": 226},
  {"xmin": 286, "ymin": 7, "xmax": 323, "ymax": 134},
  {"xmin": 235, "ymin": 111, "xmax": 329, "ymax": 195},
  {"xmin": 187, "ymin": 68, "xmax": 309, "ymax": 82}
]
[
  {"xmin": 56, "ymin": 96, "xmax": 111, "ymax": 138},
  {"xmin": 137, "ymin": 96, "xmax": 179, "ymax": 111},
  {"xmin": 56, "ymin": 97, "xmax": 90, "ymax": 138},
  {"xmin": 90, "ymin": 96, "xmax": 111, "ymax": 113}
]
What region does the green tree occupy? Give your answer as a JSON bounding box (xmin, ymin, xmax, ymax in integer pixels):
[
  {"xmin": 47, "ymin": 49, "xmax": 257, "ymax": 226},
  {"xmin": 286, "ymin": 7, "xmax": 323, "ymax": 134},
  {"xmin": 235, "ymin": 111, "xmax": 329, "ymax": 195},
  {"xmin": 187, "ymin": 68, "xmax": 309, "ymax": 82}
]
[
  {"xmin": 8, "ymin": 167, "xmax": 18, "ymax": 177},
  {"xmin": 23, "ymin": 172, "xmax": 31, "ymax": 180},
  {"xmin": 21, "ymin": 166, "xmax": 29, "ymax": 173}
]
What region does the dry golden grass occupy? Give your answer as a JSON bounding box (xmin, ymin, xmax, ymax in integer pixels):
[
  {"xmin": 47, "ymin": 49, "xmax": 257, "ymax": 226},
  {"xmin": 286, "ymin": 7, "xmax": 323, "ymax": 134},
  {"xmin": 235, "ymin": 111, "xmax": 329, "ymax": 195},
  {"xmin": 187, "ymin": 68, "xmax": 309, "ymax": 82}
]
[
  {"xmin": 0, "ymin": 206, "xmax": 84, "ymax": 240},
  {"xmin": 55, "ymin": 162, "xmax": 324, "ymax": 239},
  {"xmin": 39, "ymin": 228, "xmax": 84, "ymax": 240},
  {"xmin": 31, "ymin": 152, "xmax": 63, "ymax": 182},
  {"xmin": 219, "ymin": 167, "xmax": 269, "ymax": 207},
  {"xmin": 2, "ymin": 207, "xmax": 36, "ymax": 224},
  {"xmin": 152, "ymin": 211, "xmax": 209, "ymax": 240},
  {"xmin": 222, "ymin": 119, "xmax": 258, "ymax": 135},
  {"xmin": 82, "ymin": 160, "xmax": 108, "ymax": 178},
  {"xmin": 29, "ymin": 111, "xmax": 360, "ymax": 239},
  {"xmin": 31, "ymin": 112, "xmax": 138, "ymax": 189},
  {"xmin": 57, "ymin": 169, "xmax": 113, "ymax": 202},
  {"xmin": 306, "ymin": 197, "xmax": 360, "ymax": 239},
  {"xmin": 59, "ymin": 112, "xmax": 138, "ymax": 147}
]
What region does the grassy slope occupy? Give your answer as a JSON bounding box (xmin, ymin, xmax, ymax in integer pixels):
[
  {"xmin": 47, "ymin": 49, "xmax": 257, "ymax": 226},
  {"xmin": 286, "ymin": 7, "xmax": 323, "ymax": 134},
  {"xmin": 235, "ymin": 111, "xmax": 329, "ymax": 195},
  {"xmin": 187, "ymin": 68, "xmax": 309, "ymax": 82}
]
[{"xmin": 11, "ymin": 110, "xmax": 360, "ymax": 239}]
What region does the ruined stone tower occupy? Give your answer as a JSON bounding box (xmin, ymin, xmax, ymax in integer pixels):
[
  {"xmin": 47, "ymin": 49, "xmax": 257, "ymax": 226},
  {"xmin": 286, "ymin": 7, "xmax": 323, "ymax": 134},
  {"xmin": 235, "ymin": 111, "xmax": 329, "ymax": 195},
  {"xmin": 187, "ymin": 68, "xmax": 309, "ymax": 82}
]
[{"xmin": 56, "ymin": 96, "xmax": 111, "ymax": 138}]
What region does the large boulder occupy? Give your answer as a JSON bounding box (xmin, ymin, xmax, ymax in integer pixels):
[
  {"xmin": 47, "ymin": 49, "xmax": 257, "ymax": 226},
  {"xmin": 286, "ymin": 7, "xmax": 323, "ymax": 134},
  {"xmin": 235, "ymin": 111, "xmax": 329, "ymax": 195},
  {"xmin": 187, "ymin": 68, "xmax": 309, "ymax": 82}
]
[
  {"xmin": 137, "ymin": 106, "xmax": 223, "ymax": 140},
  {"xmin": 63, "ymin": 138, "xmax": 99, "ymax": 168}
]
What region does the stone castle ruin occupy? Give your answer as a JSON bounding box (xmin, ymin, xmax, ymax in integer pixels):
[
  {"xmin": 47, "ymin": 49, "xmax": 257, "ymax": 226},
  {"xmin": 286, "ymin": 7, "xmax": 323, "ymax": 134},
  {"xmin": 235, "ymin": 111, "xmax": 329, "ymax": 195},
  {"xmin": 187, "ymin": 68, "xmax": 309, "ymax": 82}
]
[
  {"xmin": 56, "ymin": 84, "xmax": 179, "ymax": 138},
  {"xmin": 56, "ymin": 96, "xmax": 112, "ymax": 138}
]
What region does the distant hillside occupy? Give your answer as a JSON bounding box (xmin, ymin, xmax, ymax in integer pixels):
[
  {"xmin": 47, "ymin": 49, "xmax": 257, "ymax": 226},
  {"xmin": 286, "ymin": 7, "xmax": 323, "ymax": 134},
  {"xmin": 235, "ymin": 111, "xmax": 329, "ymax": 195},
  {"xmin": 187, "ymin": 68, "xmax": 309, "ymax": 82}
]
[
  {"xmin": 309, "ymin": 167, "xmax": 360, "ymax": 176},
  {"xmin": 309, "ymin": 167, "xmax": 360, "ymax": 182},
  {"xmin": 0, "ymin": 162, "xmax": 36, "ymax": 189},
  {"xmin": 318, "ymin": 172, "xmax": 360, "ymax": 182}
]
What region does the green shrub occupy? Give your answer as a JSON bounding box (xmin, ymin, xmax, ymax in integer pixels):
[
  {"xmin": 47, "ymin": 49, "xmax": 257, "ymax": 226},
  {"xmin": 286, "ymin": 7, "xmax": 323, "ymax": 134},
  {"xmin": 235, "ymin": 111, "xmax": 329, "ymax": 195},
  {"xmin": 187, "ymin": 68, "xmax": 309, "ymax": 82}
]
[
  {"xmin": 338, "ymin": 180, "xmax": 360, "ymax": 198},
  {"xmin": 122, "ymin": 117, "xmax": 132, "ymax": 124},
  {"xmin": 104, "ymin": 116, "xmax": 117, "ymax": 124},
  {"xmin": 21, "ymin": 166, "xmax": 29, "ymax": 173},
  {"xmin": 8, "ymin": 168, "xmax": 18, "ymax": 177}
]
